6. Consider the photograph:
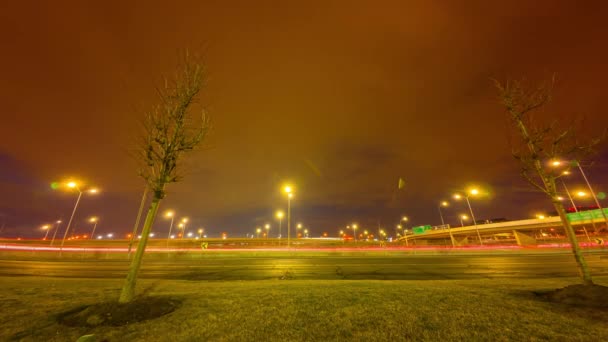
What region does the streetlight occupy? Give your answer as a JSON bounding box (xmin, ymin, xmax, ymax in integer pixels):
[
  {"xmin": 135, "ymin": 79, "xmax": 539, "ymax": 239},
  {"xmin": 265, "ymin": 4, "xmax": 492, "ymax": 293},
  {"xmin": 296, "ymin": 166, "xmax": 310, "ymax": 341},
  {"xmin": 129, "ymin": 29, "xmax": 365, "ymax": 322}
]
[
  {"xmin": 557, "ymin": 168, "xmax": 596, "ymax": 239},
  {"xmin": 41, "ymin": 225, "xmax": 51, "ymax": 240},
  {"xmin": 283, "ymin": 185, "xmax": 294, "ymax": 248},
  {"xmin": 276, "ymin": 210, "xmax": 284, "ymax": 243},
  {"xmin": 178, "ymin": 223, "xmax": 184, "ymax": 238},
  {"xmin": 460, "ymin": 214, "xmax": 469, "ymax": 227},
  {"xmin": 165, "ymin": 211, "xmax": 175, "ymax": 246},
  {"xmin": 256, "ymin": 227, "xmax": 261, "ymax": 238},
  {"xmin": 89, "ymin": 217, "xmax": 99, "ymax": 239},
  {"xmin": 198, "ymin": 228, "xmax": 204, "ymax": 239},
  {"xmin": 180, "ymin": 217, "xmax": 188, "ymax": 239},
  {"xmin": 351, "ymin": 224, "xmax": 358, "ymax": 242},
  {"xmin": 438, "ymin": 201, "xmax": 449, "ymax": 226},
  {"xmin": 552, "ymin": 160, "xmax": 608, "ymax": 225},
  {"xmin": 395, "ymin": 224, "xmax": 402, "ymax": 238},
  {"xmin": 453, "ymin": 188, "xmax": 483, "ymax": 245},
  {"xmin": 50, "ymin": 220, "xmax": 62, "ymax": 246},
  {"xmin": 303, "ymin": 228, "xmax": 308, "ymax": 238},
  {"xmin": 297, "ymin": 223, "xmax": 303, "ymax": 238},
  {"xmin": 58, "ymin": 181, "xmax": 99, "ymax": 252},
  {"xmin": 264, "ymin": 223, "xmax": 270, "ymax": 239}
]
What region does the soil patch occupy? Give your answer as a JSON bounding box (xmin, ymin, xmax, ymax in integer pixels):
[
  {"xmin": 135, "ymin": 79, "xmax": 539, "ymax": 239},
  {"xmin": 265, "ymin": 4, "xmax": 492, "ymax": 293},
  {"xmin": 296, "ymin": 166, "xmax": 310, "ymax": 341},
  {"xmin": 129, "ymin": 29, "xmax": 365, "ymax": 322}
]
[
  {"xmin": 57, "ymin": 296, "xmax": 181, "ymax": 327},
  {"xmin": 535, "ymin": 284, "xmax": 608, "ymax": 309}
]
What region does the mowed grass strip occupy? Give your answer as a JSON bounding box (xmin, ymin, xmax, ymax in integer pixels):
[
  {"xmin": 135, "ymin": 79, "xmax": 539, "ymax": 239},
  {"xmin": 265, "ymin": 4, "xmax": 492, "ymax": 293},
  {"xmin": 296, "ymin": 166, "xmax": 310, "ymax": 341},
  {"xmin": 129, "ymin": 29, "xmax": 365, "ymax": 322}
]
[{"xmin": 1, "ymin": 276, "xmax": 607, "ymax": 341}]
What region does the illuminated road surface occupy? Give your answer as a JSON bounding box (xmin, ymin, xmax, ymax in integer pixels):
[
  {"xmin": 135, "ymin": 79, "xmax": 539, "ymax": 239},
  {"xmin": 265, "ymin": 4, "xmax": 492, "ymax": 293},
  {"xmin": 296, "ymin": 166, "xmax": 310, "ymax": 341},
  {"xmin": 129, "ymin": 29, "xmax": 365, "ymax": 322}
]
[{"xmin": 0, "ymin": 252, "xmax": 607, "ymax": 280}]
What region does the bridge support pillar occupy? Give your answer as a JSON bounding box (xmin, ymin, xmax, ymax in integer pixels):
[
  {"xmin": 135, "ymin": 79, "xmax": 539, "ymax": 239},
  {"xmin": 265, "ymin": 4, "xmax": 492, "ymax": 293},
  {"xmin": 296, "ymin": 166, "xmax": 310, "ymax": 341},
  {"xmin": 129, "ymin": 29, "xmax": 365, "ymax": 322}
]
[
  {"xmin": 453, "ymin": 236, "xmax": 468, "ymax": 246},
  {"xmin": 513, "ymin": 230, "xmax": 536, "ymax": 246}
]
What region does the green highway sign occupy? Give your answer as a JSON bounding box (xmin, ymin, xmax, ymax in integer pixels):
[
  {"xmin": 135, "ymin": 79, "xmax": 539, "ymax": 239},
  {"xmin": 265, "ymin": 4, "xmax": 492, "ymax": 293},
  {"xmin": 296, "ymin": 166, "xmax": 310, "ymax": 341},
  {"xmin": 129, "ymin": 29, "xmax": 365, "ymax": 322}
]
[
  {"xmin": 412, "ymin": 225, "xmax": 432, "ymax": 235},
  {"xmin": 566, "ymin": 208, "xmax": 608, "ymax": 222}
]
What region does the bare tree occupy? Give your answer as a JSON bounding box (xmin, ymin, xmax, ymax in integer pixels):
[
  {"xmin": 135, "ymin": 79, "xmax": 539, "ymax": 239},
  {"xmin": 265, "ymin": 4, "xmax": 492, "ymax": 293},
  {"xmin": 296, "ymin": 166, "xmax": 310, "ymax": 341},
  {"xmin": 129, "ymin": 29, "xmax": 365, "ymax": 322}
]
[
  {"xmin": 119, "ymin": 54, "xmax": 211, "ymax": 303},
  {"xmin": 495, "ymin": 77, "xmax": 603, "ymax": 286}
]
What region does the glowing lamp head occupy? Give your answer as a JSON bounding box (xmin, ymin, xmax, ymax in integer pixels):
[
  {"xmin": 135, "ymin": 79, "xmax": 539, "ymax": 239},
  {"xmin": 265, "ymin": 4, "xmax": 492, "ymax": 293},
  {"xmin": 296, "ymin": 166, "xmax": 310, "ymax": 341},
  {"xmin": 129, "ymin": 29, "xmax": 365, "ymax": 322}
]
[
  {"xmin": 576, "ymin": 191, "xmax": 587, "ymax": 197},
  {"xmin": 453, "ymin": 194, "xmax": 462, "ymax": 200},
  {"xmin": 283, "ymin": 185, "xmax": 293, "ymax": 194},
  {"xmin": 88, "ymin": 188, "xmax": 99, "ymax": 194},
  {"xmin": 537, "ymin": 214, "xmax": 546, "ymax": 219},
  {"xmin": 551, "ymin": 160, "xmax": 562, "ymax": 167},
  {"xmin": 265, "ymin": 224, "xmax": 270, "ymax": 229},
  {"xmin": 441, "ymin": 201, "xmax": 449, "ymax": 207},
  {"xmin": 297, "ymin": 223, "xmax": 302, "ymax": 229},
  {"xmin": 41, "ymin": 225, "xmax": 50, "ymax": 230},
  {"xmin": 89, "ymin": 217, "xmax": 98, "ymax": 223},
  {"xmin": 461, "ymin": 215, "xmax": 468, "ymax": 220},
  {"xmin": 67, "ymin": 181, "xmax": 77, "ymax": 188},
  {"xmin": 181, "ymin": 217, "xmax": 188, "ymax": 223},
  {"xmin": 470, "ymin": 189, "xmax": 479, "ymax": 196},
  {"xmin": 165, "ymin": 211, "xmax": 174, "ymax": 218},
  {"xmin": 276, "ymin": 211, "xmax": 284, "ymax": 219}
]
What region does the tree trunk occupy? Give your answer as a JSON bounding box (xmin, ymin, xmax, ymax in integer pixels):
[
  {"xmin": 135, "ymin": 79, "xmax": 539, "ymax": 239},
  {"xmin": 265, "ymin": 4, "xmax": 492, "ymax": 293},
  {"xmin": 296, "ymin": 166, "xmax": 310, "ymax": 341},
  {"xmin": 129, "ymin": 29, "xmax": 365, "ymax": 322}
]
[
  {"xmin": 119, "ymin": 195, "xmax": 163, "ymax": 303},
  {"xmin": 552, "ymin": 200, "xmax": 594, "ymax": 285}
]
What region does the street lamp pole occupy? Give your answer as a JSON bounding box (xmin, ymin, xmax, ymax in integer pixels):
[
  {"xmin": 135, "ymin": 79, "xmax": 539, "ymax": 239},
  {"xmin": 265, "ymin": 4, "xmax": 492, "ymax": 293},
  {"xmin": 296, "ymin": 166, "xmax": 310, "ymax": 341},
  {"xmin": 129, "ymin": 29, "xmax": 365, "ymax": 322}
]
[
  {"xmin": 576, "ymin": 161, "xmax": 608, "ymax": 225},
  {"xmin": 57, "ymin": 181, "xmax": 98, "ymax": 254},
  {"xmin": 50, "ymin": 220, "xmax": 62, "ymax": 246},
  {"xmin": 287, "ymin": 192, "xmax": 292, "ymax": 249},
  {"xmin": 60, "ymin": 189, "xmax": 83, "ymax": 253},
  {"xmin": 438, "ymin": 201, "xmax": 448, "ymax": 226},
  {"xmin": 166, "ymin": 213, "xmax": 175, "ymax": 246},
  {"xmin": 180, "ymin": 218, "xmax": 188, "ymax": 239},
  {"xmin": 561, "ymin": 178, "xmax": 578, "ymax": 211},
  {"xmin": 42, "ymin": 225, "xmax": 51, "ymax": 240},
  {"xmin": 167, "ymin": 215, "xmax": 175, "ymax": 243},
  {"xmin": 464, "ymin": 196, "xmax": 483, "ymax": 245},
  {"xmin": 276, "ymin": 211, "xmax": 284, "ymax": 245},
  {"xmin": 455, "ymin": 191, "xmax": 482, "ymax": 245},
  {"xmin": 89, "ymin": 217, "xmax": 99, "ymax": 239}
]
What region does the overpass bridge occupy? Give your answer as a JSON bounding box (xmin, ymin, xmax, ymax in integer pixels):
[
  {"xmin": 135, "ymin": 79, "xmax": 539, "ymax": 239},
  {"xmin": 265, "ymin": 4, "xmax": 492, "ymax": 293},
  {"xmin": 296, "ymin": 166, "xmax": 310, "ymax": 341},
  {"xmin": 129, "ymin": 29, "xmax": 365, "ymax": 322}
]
[{"xmin": 397, "ymin": 208, "xmax": 608, "ymax": 247}]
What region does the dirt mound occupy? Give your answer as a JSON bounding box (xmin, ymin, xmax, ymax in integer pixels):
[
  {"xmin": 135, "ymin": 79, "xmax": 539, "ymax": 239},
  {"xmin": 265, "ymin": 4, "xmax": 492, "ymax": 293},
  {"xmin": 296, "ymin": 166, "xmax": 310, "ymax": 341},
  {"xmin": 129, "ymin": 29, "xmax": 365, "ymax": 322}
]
[
  {"xmin": 58, "ymin": 296, "xmax": 181, "ymax": 327},
  {"xmin": 536, "ymin": 284, "xmax": 608, "ymax": 308}
]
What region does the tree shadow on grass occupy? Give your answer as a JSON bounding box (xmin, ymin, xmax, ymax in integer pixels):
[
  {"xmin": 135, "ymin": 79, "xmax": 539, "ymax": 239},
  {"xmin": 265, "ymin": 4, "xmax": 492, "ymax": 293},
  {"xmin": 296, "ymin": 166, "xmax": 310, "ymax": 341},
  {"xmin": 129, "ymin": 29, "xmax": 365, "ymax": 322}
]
[
  {"xmin": 510, "ymin": 284, "xmax": 608, "ymax": 323},
  {"xmin": 56, "ymin": 295, "xmax": 182, "ymax": 327}
]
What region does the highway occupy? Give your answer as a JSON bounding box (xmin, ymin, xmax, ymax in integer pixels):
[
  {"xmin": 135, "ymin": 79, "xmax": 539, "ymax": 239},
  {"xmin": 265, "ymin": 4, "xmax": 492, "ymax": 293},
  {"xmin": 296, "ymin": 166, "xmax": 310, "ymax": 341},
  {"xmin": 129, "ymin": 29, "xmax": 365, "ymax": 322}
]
[
  {"xmin": 1, "ymin": 251, "xmax": 607, "ymax": 280},
  {"xmin": 400, "ymin": 213, "xmax": 608, "ymax": 244}
]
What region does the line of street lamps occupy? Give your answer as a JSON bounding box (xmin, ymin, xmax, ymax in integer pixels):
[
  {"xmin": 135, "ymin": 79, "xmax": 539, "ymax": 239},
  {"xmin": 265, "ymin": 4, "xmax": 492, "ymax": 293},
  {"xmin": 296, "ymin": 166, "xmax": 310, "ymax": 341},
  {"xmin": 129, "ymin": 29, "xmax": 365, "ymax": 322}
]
[{"xmin": 36, "ymin": 163, "xmax": 605, "ymax": 247}]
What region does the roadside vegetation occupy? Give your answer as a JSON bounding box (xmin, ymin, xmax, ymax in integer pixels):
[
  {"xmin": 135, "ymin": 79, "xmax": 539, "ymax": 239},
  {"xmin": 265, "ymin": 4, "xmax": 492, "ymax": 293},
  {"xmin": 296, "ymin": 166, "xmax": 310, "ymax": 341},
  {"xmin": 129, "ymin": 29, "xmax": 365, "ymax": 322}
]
[{"xmin": 3, "ymin": 276, "xmax": 608, "ymax": 341}]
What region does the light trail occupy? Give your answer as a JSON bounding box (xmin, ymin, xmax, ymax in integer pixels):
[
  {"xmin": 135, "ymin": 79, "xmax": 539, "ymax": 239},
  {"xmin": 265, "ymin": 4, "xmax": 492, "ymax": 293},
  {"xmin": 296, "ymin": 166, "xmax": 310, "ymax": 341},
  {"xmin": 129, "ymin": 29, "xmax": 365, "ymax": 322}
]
[{"xmin": 0, "ymin": 242, "xmax": 603, "ymax": 253}]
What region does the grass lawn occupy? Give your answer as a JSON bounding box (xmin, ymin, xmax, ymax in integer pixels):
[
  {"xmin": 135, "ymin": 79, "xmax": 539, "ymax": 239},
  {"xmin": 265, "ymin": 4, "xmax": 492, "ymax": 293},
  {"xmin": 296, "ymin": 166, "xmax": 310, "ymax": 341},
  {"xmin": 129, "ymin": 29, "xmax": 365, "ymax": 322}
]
[{"xmin": 2, "ymin": 276, "xmax": 607, "ymax": 341}]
